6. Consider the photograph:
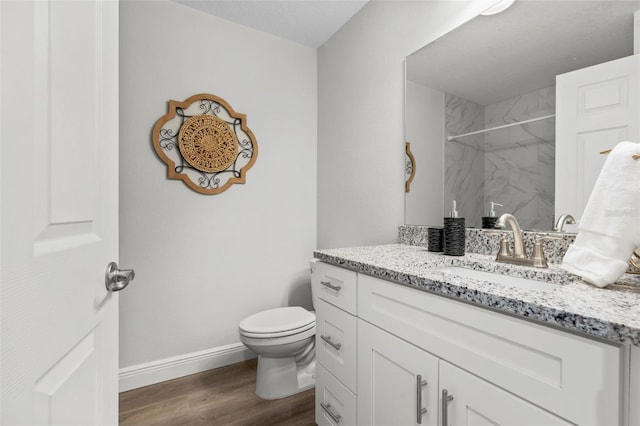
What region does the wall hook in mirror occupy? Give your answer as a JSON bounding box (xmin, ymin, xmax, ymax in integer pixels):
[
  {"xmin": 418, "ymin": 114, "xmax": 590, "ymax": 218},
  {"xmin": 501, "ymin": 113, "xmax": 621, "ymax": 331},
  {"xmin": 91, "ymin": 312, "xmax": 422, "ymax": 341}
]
[{"xmin": 405, "ymin": 142, "xmax": 416, "ymax": 193}]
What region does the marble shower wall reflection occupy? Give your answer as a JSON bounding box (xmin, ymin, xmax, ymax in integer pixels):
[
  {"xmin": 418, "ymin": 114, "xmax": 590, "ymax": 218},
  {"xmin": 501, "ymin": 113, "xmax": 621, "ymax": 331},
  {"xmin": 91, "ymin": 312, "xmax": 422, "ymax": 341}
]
[
  {"xmin": 445, "ymin": 96, "xmax": 485, "ymax": 228},
  {"xmin": 445, "ymin": 87, "xmax": 555, "ymax": 229}
]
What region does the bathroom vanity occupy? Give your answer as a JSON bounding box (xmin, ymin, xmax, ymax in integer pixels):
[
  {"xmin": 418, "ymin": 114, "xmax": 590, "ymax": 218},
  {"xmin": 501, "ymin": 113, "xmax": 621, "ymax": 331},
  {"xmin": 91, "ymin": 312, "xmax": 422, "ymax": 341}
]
[{"xmin": 312, "ymin": 243, "xmax": 640, "ymax": 426}]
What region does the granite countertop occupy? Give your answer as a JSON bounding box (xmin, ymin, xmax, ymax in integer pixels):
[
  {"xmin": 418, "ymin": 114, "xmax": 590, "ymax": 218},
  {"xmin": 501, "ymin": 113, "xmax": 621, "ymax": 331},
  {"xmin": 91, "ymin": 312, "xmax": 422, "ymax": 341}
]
[{"xmin": 313, "ymin": 244, "xmax": 640, "ymax": 347}]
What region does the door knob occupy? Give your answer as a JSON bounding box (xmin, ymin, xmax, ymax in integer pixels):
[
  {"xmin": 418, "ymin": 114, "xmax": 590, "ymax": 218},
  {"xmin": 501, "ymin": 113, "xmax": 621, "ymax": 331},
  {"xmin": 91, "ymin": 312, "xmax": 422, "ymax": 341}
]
[{"xmin": 105, "ymin": 261, "xmax": 135, "ymax": 292}]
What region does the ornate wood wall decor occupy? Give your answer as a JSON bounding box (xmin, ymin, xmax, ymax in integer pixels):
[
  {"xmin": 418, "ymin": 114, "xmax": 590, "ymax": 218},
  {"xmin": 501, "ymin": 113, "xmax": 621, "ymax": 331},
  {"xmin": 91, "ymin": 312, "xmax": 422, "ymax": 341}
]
[
  {"xmin": 405, "ymin": 142, "xmax": 416, "ymax": 193},
  {"xmin": 152, "ymin": 93, "xmax": 258, "ymax": 195}
]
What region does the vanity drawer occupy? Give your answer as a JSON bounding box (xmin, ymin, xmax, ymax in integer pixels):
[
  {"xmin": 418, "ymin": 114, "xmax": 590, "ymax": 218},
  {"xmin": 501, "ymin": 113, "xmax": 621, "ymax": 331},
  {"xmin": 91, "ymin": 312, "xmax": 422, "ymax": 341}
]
[
  {"xmin": 358, "ymin": 274, "xmax": 622, "ymax": 426},
  {"xmin": 316, "ymin": 364, "xmax": 356, "ymax": 426},
  {"xmin": 312, "ymin": 261, "xmax": 357, "ymax": 315},
  {"xmin": 316, "ymin": 298, "xmax": 357, "ymax": 393}
]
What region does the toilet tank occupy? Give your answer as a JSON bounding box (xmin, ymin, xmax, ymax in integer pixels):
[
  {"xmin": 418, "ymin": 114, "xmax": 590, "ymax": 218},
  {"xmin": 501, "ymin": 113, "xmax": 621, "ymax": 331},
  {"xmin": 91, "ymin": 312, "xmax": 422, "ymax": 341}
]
[{"xmin": 309, "ymin": 259, "xmax": 320, "ymax": 310}]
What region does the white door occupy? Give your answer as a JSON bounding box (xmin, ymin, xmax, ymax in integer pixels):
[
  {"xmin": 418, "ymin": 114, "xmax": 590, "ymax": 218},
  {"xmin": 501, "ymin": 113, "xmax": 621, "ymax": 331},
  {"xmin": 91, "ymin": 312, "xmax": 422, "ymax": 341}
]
[
  {"xmin": 1, "ymin": 1, "xmax": 122, "ymax": 424},
  {"xmin": 439, "ymin": 361, "xmax": 571, "ymax": 426},
  {"xmin": 555, "ymin": 54, "xmax": 640, "ymax": 227},
  {"xmin": 357, "ymin": 320, "xmax": 439, "ymax": 426}
]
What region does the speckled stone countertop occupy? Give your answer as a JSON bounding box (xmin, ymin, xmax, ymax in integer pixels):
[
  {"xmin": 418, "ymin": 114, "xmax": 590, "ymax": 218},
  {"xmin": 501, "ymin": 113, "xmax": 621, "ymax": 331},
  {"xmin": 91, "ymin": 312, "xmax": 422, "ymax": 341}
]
[{"xmin": 313, "ymin": 244, "xmax": 640, "ymax": 347}]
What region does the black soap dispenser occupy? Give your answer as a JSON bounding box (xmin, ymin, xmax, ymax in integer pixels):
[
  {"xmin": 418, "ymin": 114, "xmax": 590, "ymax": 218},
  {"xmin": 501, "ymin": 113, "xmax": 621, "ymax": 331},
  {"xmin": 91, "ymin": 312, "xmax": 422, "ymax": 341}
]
[
  {"xmin": 482, "ymin": 202, "xmax": 503, "ymax": 229},
  {"xmin": 443, "ymin": 200, "xmax": 465, "ymax": 256}
]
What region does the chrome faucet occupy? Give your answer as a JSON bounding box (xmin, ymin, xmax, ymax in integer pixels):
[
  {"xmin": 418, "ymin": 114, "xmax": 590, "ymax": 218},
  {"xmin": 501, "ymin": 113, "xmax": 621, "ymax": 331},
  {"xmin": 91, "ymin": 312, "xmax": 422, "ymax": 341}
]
[
  {"xmin": 495, "ymin": 213, "xmax": 526, "ymax": 258},
  {"xmin": 553, "ymin": 214, "xmax": 575, "ymax": 232}
]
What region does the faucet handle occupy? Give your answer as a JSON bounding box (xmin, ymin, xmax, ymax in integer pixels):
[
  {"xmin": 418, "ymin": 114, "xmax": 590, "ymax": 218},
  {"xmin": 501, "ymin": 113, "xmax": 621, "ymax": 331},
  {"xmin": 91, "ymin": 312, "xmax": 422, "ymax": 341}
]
[
  {"xmin": 530, "ymin": 234, "xmax": 562, "ymax": 268},
  {"xmin": 486, "ymin": 231, "xmax": 511, "ymax": 258},
  {"xmin": 534, "ymin": 234, "xmax": 563, "ymax": 243},
  {"xmin": 485, "ymin": 231, "xmax": 503, "ymax": 237}
]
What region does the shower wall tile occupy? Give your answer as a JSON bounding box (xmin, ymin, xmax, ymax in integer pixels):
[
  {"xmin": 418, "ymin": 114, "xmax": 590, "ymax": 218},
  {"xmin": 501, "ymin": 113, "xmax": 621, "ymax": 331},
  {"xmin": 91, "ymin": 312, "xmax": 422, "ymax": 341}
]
[
  {"xmin": 445, "ymin": 87, "xmax": 555, "ymax": 230},
  {"xmin": 484, "ymin": 87, "xmax": 555, "ymax": 230},
  {"xmin": 485, "ymin": 87, "xmax": 555, "ymax": 128},
  {"xmin": 445, "ymin": 94, "xmax": 484, "ymax": 227}
]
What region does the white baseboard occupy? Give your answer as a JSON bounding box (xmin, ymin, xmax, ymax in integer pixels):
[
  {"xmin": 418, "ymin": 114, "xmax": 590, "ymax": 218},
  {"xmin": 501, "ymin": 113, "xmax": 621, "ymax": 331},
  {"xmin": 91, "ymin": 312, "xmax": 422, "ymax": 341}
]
[{"xmin": 118, "ymin": 342, "xmax": 256, "ymax": 392}]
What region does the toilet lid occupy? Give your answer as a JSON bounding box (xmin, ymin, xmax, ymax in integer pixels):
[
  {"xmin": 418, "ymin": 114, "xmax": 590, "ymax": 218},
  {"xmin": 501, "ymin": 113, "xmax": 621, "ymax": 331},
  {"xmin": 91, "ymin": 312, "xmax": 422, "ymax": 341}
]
[{"xmin": 239, "ymin": 306, "xmax": 315, "ymax": 335}]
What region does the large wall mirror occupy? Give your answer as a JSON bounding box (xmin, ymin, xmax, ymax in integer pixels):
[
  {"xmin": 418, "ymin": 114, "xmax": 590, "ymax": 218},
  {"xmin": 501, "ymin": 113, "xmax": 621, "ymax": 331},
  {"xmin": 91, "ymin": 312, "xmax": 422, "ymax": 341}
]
[{"xmin": 405, "ymin": 1, "xmax": 640, "ymax": 231}]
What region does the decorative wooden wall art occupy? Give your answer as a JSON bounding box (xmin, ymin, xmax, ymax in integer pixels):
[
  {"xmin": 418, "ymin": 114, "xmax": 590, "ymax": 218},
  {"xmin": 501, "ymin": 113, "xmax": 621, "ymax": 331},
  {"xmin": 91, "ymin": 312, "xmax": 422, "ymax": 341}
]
[
  {"xmin": 152, "ymin": 93, "xmax": 258, "ymax": 195},
  {"xmin": 405, "ymin": 142, "xmax": 416, "ymax": 193}
]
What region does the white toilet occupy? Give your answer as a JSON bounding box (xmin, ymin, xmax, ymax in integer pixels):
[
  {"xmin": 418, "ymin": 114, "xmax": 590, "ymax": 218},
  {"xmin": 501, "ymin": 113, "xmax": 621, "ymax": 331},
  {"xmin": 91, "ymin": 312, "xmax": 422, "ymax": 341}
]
[{"xmin": 238, "ymin": 305, "xmax": 316, "ymax": 400}]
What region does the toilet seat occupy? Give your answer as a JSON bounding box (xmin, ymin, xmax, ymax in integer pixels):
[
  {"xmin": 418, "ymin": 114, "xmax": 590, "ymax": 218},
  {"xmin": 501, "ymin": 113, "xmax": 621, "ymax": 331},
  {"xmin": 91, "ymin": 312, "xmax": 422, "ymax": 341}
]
[
  {"xmin": 239, "ymin": 307, "xmax": 315, "ymax": 339},
  {"xmin": 240, "ymin": 325, "xmax": 315, "ymax": 349},
  {"xmin": 240, "ymin": 322, "xmax": 315, "ymax": 339}
]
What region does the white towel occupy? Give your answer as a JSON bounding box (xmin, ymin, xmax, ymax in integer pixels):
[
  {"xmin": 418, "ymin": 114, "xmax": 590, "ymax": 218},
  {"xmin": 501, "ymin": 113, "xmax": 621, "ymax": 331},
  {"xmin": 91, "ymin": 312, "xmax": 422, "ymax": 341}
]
[{"xmin": 562, "ymin": 141, "xmax": 640, "ymax": 287}]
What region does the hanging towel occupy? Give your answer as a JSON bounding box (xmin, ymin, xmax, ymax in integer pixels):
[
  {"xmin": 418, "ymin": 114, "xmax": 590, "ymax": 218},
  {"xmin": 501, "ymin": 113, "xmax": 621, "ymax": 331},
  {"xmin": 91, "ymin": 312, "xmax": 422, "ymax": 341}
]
[{"xmin": 562, "ymin": 141, "xmax": 640, "ymax": 288}]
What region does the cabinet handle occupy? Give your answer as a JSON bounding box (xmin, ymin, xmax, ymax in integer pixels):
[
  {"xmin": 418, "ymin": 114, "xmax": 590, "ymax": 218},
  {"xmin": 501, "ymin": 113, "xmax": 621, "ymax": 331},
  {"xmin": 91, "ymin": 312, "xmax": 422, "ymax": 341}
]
[
  {"xmin": 320, "ymin": 334, "xmax": 342, "ymax": 350},
  {"xmin": 441, "ymin": 389, "xmax": 454, "ymax": 426},
  {"xmin": 320, "ymin": 280, "xmax": 342, "ymax": 292},
  {"xmin": 320, "ymin": 402, "xmax": 342, "ymax": 423},
  {"xmin": 416, "ymin": 375, "xmax": 428, "ymax": 424}
]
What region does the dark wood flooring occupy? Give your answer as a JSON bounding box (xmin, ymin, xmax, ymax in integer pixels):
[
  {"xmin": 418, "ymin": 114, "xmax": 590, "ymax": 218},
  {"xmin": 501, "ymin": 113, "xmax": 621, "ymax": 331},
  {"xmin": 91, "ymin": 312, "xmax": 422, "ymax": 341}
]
[{"xmin": 119, "ymin": 358, "xmax": 315, "ymax": 426}]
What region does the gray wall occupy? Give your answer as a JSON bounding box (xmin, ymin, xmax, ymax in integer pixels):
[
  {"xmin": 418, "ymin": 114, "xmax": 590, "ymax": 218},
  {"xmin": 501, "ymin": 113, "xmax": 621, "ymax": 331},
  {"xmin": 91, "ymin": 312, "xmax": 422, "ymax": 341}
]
[
  {"xmin": 119, "ymin": 0, "xmax": 495, "ymax": 388},
  {"xmin": 119, "ymin": 0, "xmax": 317, "ymax": 381},
  {"xmin": 317, "ymin": 0, "xmax": 489, "ymax": 249}
]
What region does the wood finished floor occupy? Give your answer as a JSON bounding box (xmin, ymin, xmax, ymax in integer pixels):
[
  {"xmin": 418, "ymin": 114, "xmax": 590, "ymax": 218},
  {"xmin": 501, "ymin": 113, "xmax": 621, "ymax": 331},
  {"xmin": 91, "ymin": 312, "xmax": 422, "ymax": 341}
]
[{"xmin": 119, "ymin": 359, "xmax": 315, "ymax": 426}]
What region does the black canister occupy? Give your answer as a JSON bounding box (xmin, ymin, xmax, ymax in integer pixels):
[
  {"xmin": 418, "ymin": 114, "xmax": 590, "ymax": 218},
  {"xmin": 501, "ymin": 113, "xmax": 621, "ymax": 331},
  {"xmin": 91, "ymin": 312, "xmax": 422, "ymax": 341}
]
[
  {"xmin": 443, "ymin": 201, "xmax": 465, "ymax": 256},
  {"xmin": 482, "ymin": 216, "xmax": 498, "ymax": 229},
  {"xmin": 482, "ymin": 202, "xmax": 502, "ymax": 229},
  {"xmin": 444, "ymin": 218, "xmax": 465, "ymax": 256},
  {"xmin": 427, "ymin": 227, "xmax": 443, "ymax": 252}
]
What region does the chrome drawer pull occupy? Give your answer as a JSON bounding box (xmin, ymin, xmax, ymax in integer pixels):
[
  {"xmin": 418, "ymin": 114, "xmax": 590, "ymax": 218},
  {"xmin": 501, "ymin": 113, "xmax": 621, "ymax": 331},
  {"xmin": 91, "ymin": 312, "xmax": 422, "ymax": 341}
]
[
  {"xmin": 320, "ymin": 402, "xmax": 342, "ymax": 423},
  {"xmin": 416, "ymin": 375, "xmax": 428, "ymax": 424},
  {"xmin": 320, "ymin": 280, "xmax": 342, "ymax": 292},
  {"xmin": 320, "ymin": 334, "xmax": 342, "ymax": 350},
  {"xmin": 441, "ymin": 389, "xmax": 454, "ymax": 426}
]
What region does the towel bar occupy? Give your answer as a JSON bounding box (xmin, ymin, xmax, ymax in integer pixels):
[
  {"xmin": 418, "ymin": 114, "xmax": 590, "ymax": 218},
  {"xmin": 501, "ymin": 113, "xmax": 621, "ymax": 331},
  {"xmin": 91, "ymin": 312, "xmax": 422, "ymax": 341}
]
[
  {"xmin": 600, "ymin": 149, "xmax": 640, "ymax": 159},
  {"xmin": 628, "ymin": 251, "xmax": 640, "ymax": 274}
]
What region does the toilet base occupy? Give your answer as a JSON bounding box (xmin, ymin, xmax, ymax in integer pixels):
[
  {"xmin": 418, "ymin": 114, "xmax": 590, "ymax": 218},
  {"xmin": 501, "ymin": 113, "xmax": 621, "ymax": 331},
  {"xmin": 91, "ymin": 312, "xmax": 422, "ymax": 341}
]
[{"xmin": 255, "ymin": 356, "xmax": 316, "ymax": 400}]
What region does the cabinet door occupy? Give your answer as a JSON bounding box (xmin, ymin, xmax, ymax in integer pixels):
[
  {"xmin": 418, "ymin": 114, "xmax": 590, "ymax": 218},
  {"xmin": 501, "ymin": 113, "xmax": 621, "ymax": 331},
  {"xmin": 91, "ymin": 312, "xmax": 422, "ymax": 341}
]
[
  {"xmin": 439, "ymin": 361, "xmax": 572, "ymax": 426},
  {"xmin": 358, "ymin": 320, "xmax": 438, "ymax": 426}
]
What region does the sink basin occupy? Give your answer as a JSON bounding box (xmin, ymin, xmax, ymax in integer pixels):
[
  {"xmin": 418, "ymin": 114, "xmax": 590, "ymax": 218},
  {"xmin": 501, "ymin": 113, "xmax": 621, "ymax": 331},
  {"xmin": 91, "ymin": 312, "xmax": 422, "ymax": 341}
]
[{"xmin": 438, "ymin": 267, "xmax": 558, "ymax": 291}]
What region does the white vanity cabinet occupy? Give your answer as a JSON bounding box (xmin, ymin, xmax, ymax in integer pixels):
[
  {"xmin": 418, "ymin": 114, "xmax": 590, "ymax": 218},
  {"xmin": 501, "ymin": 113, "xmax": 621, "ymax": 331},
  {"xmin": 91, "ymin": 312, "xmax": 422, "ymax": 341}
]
[
  {"xmin": 358, "ymin": 319, "xmax": 573, "ymax": 426},
  {"xmin": 312, "ymin": 262, "xmax": 358, "ymax": 426},
  {"xmin": 313, "ymin": 260, "xmax": 626, "ymax": 426},
  {"xmin": 358, "ymin": 273, "xmax": 621, "ymax": 425}
]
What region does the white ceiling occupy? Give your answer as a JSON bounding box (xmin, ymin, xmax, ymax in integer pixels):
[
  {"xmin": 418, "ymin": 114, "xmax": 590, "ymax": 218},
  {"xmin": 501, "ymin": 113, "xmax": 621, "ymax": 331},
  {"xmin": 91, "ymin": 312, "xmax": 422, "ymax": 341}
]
[
  {"xmin": 173, "ymin": 0, "xmax": 369, "ymax": 48},
  {"xmin": 406, "ymin": 1, "xmax": 640, "ymax": 106},
  {"xmin": 173, "ymin": 1, "xmax": 640, "ymax": 103}
]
